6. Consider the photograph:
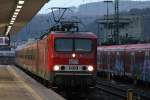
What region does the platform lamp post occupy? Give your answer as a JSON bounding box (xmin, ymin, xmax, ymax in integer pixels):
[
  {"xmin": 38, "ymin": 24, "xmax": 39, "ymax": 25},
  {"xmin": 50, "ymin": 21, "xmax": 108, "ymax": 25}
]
[
  {"xmin": 104, "ymin": 0, "xmax": 113, "ymax": 81},
  {"xmin": 104, "ymin": 0, "xmax": 113, "ymax": 43}
]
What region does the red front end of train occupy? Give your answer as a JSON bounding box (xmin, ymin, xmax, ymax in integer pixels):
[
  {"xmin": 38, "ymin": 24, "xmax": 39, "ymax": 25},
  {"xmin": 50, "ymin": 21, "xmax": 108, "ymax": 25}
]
[{"xmin": 16, "ymin": 32, "xmax": 97, "ymax": 89}]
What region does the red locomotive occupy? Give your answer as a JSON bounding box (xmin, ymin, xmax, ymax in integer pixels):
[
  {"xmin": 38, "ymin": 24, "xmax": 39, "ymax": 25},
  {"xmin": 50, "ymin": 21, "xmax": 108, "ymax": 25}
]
[
  {"xmin": 97, "ymin": 43, "xmax": 150, "ymax": 82},
  {"xmin": 16, "ymin": 31, "xmax": 97, "ymax": 89}
]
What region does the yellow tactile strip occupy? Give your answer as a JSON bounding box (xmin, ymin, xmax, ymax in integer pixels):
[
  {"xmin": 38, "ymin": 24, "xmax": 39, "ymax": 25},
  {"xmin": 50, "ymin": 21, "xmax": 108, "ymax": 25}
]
[{"xmin": 0, "ymin": 65, "xmax": 42, "ymax": 100}]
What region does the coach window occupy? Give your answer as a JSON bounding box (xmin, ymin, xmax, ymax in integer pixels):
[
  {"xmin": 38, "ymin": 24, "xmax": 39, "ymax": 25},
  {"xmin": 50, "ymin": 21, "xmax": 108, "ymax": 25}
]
[
  {"xmin": 29, "ymin": 55, "xmax": 31, "ymax": 60},
  {"xmin": 27, "ymin": 55, "xmax": 29, "ymax": 59},
  {"xmin": 25, "ymin": 55, "xmax": 28, "ymax": 59},
  {"xmin": 30, "ymin": 55, "xmax": 32, "ymax": 60}
]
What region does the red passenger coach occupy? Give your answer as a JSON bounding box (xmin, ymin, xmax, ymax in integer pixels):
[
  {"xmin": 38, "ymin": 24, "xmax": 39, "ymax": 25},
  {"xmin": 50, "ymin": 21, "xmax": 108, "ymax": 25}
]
[
  {"xmin": 97, "ymin": 43, "xmax": 150, "ymax": 82},
  {"xmin": 16, "ymin": 31, "xmax": 97, "ymax": 89}
]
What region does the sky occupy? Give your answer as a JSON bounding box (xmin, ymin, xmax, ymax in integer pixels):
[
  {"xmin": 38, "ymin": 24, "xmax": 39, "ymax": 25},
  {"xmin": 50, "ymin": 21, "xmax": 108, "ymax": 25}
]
[{"xmin": 39, "ymin": 0, "xmax": 149, "ymax": 14}]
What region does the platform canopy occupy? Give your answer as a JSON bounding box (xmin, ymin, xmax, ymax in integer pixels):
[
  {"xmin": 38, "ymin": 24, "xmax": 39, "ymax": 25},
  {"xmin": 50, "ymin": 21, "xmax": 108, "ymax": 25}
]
[{"xmin": 0, "ymin": 0, "xmax": 48, "ymax": 36}]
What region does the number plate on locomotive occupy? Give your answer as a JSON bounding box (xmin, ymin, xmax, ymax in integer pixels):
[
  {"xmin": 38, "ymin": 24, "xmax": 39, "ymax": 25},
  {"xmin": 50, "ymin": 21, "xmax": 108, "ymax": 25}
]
[
  {"xmin": 69, "ymin": 59, "xmax": 79, "ymax": 64},
  {"xmin": 69, "ymin": 66, "xmax": 78, "ymax": 70}
]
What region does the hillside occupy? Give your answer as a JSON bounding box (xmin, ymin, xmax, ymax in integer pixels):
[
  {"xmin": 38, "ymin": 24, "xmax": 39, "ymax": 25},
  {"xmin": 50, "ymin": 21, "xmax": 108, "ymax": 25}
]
[{"xmin": 11, "ymin": 1, "xmax": 150, "ymax": 44}]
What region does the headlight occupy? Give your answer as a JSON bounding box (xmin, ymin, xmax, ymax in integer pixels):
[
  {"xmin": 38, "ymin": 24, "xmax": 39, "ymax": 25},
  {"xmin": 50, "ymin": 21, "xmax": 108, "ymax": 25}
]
[
  {"xmin": 72, "ymin": 53, "xmax": 76, "ymax": 58},
  {"xmin": 53, "ymin": 65, "xmax": 60, "ymax": 71},
  {"xmin": 87, "ymin": 65, "xmax": 94, "ymax": 71}
]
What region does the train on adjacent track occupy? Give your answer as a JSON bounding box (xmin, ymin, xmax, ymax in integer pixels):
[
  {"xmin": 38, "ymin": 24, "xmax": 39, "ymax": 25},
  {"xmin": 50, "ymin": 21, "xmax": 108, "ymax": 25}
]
[
  {"xmin": 15, "ymin": 31, "xmax": 97, "ymax": 90},
  {"xmin": 97, "ymin": 43, "xmax": 150, "ymax": 83}
]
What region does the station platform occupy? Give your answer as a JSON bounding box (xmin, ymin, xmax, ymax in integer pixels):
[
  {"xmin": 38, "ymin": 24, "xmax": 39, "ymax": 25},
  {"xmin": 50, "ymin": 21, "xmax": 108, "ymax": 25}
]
[{"xmin": 0, "ymin": 65, "xmax": 65, "ymax": 100}]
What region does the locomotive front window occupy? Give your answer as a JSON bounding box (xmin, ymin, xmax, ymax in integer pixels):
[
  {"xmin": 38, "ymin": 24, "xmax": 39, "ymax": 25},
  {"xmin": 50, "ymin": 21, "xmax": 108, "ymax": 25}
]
[
  {"xmin": 55, "ymin": 39, "xmax": 73, "ymax": 52},
  {"xmin": 75, "ymin": 39, "xmax": 92, "ymax": 52},
  {"xmin": 55, "ymin": 38, "xmax": 92, "ymax": 52}
]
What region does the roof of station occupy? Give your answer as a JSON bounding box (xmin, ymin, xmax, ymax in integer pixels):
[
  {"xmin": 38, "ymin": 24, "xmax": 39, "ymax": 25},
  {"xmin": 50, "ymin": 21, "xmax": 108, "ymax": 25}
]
[{"xmin": 0, "ymin": 0, "xmax": 48, "ymax": 36}]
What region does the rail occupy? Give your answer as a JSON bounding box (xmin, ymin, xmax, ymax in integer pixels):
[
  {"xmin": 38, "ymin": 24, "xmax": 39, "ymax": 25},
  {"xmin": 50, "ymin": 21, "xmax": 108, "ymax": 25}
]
[
  {"xmin": 96, "ymin": 80, "xmax": 127, "ymax": 99},
  {"xmin": 96, "ymin": 80, "xmax": 150, "ymax": 100}
]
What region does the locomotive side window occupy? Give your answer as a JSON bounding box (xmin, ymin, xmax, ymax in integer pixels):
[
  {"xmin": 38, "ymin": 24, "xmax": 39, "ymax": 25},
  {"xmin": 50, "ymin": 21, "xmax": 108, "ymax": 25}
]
[
  {"xmin": 55, "ymin": 39, "xmax": 73, "ymax": 52},
  {"xmin": 75, "ymin": 39, "xmax": 92, "ymax": 52}
]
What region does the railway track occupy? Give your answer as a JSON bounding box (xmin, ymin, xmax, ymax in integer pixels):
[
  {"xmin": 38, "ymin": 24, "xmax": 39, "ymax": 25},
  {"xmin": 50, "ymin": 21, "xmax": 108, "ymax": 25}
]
[
  {"xmin": 96, "ymin": 80, "xmax": 150, "ymax": 100},
  {"xmin": 96, "ymin": 80, "xmax": 127, "ymax": 99}
]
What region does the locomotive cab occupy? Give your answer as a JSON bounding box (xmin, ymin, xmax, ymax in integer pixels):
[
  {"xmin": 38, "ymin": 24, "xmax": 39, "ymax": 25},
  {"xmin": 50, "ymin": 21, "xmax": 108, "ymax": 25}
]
[{"xmin": 49, "ymin": 32, "xmax": 97, "ymax": 89}]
